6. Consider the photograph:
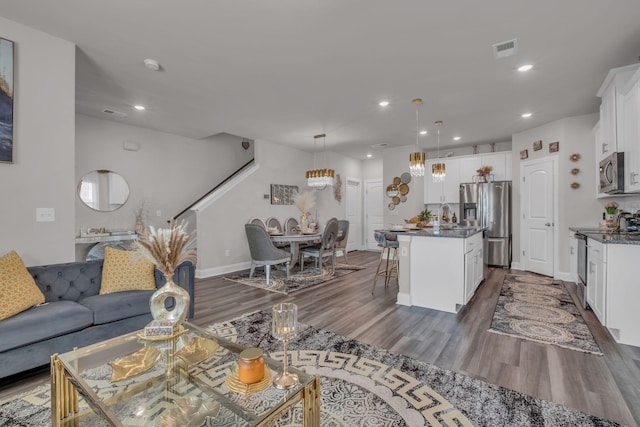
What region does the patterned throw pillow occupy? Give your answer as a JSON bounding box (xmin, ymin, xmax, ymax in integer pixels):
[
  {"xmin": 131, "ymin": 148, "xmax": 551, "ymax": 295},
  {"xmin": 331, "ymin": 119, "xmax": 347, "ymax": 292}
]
[
  {"xmin": 100, "ymin": 247, "xmax": 156, "ymax": 294},
  {"xmin": 0, "ymin": 251, "xmax": 46, "ymax": 320}
]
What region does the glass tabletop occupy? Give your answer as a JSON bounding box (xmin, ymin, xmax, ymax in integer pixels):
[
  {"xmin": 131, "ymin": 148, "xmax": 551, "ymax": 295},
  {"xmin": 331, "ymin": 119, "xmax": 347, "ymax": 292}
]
[{"xmin": 55, "ymin": 322, "xmax": 314, "ymax": 426}]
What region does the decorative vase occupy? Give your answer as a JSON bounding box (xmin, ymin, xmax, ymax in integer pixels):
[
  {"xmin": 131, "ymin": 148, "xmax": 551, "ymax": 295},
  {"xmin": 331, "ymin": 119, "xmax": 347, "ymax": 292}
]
[
  {"xmin": 605, "ymin": 213, "xmax": 616, "ymax": 229},
  {"xmin": 135, "ymin": 216, "xmax": 144, "ymax": 235},
  {"xmin": 149, "ymin": 274, "xmax": 190, "ymax": 325},
  {"xmin": 300, "ymin": 213, "xmax": 309, "ymax": 232},
  {"xmin": 478, "ymin": 175, "xmax": 487, "ymax": 183}
]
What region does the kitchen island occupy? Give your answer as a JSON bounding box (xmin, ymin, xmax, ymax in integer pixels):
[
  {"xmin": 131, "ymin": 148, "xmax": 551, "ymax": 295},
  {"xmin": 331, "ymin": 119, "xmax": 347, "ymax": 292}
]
[{"xmin": 394, "ymin": 227, "xmax": 485, "ymax": 313}]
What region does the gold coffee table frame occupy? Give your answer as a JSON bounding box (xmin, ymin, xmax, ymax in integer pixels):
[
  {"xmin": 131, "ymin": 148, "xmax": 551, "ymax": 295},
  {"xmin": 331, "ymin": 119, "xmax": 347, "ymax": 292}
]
[{"xmin": 50, "ymin": 322, "xmax": 320, "ymax": 426}]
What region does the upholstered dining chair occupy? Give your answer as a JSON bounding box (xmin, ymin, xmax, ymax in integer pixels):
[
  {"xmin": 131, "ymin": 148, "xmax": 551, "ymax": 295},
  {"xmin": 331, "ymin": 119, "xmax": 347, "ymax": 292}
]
[
  {"xmin": 265, "ymin": 217, "xmax": 283, "ymax": 233},
  {"xmin": 300, "ymin": 218, "xmax": 339, "ymax": 274},
  {"xmin": 248, "ymin": 217, "xmax": 267, "ymax": 229},
  {"xmin": 284, "ymin": 217, "xmax": 300, "ymax": 235},
  {"xmin": 244, "ymin": 224, "xmax": 291, "ymax": 285},
  {"xmin": 334, "ymin": 220, "xmax": 350, "ymax": 264}
]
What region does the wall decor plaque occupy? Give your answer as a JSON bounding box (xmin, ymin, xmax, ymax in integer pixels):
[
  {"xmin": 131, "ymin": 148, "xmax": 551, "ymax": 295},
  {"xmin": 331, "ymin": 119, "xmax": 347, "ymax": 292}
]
[
  {"xmin": 549, "ymin": 141, "xmax": 559, "ymax": 153},
  {"xmin": 270, "ymin": 184, "xmax": 299, "ymax": 205},
  {"xmin": 0, "ymin": 37, "xmax": 15, "ymax": 164},
  {"xmin": 520, "ymin": 149, "xmax": 529, "ymax": 160},
  {"xmin": 533, "ymin": 140, "xmax": 542, "ymax": 151}
]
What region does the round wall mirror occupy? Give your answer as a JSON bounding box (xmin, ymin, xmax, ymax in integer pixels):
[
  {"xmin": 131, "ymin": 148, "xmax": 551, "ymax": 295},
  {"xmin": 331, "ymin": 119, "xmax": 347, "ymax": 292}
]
[{"xmin": 78, "ymin": 170, "xmax": 130, "ymax": 212}]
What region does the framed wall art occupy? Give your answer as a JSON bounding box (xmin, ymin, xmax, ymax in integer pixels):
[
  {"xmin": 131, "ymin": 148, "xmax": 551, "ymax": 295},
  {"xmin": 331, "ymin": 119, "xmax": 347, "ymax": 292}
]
[
  {"xmin": 520, "ymin": 149, "xmax": 529, "ymax": 160},
  {"xmin": 0, "ymin": 37, "xmax": 15, "ymax": 164},
  {"xmin": 270, "ymin": 184, "xmax": 299, "ymax": 205},
  {"xmin": 533, "ymin": 140, "xmax": 542, "ymax": 151},
  {"xmin": 549, "ymin": 141, "xmax": 559, "ymax": 153}
]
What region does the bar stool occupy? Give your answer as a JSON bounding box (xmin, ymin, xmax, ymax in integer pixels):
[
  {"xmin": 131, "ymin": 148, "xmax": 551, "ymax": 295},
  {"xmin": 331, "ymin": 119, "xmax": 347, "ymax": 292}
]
[{"xmin": 372, "ymin": 231, "xmax": 399, "ymax": 294}]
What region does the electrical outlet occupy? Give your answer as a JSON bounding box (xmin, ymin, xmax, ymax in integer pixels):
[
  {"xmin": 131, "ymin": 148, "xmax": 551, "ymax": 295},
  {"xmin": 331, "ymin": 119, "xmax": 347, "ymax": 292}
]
[{"xmin": 36, "ymin": 208, "xmax": 55, "ymax": 222}]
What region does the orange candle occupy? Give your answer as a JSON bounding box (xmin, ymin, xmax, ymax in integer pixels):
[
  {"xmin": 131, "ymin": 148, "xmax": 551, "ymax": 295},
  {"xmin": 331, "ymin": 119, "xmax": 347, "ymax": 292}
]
[{"xmin": 238, "ymin": 348, "xmax": 265, "ymax": 384}]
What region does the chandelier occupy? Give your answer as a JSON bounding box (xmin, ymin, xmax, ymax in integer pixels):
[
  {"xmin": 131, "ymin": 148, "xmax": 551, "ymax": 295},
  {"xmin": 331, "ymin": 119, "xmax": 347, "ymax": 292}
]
[
  {"xmin": 306, "ymin": 133, "xmax": 334, "ymax": 188},
  {"xmin": 409, "ymin": 98, "xmax": 426, "ymax": 177},
  {"xmin": 432, "ymin": 120, "xmax": 446, "ymax": 183}
]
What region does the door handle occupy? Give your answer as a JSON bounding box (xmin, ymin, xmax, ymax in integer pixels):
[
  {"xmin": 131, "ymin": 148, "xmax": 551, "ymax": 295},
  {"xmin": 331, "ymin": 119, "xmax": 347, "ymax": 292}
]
[{"xmin": 545, "ymin": 222, "xmax": 551, "ymax": 226}]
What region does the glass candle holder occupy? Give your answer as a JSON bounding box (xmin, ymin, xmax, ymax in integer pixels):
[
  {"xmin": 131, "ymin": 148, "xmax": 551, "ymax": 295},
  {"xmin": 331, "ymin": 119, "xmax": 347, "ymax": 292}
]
[{"xmin": 272, "ymin": 303, "xmax": 299, "ymax": 390}]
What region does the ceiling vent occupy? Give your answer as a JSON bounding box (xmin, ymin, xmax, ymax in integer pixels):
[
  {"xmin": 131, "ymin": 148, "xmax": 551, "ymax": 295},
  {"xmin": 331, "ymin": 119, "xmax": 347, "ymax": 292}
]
[
  {"xmin": 492, "ymin": 38, "xmax": 518, "ymax": 59},
  {"xmin": 102, "ymin": 108, "xmax": 126, "ymax": 118},
  {"xmin": 370, "ymin": 143, "xmax": 389, "ymax": 149}
]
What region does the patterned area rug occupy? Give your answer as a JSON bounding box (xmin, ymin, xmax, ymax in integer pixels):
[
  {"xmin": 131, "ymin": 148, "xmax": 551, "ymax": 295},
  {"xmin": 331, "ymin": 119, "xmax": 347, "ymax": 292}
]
[
  {"xmin": 0, "ymin": 311, "xmax": 620, "ymax": 426},
  {"xmin": 489, "ymin": 273, "xmax": 603, "ymax": 355},
  {"xmin": 223, "ymin": 263, "xmax": 364, "ymax": 294}
]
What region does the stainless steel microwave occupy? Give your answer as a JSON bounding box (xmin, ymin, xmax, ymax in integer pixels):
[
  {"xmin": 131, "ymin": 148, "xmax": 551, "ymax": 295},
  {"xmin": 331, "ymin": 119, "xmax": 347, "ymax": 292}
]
[{"xmin": 599, "ymin": 152, "xmax": 625, "ymax": 194}]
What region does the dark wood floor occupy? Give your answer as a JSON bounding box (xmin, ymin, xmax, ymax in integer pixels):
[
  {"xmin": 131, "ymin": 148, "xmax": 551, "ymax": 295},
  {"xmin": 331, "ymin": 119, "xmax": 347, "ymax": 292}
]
[{"xmin": 2, "ymin": 251, "xmax": 639, "ymax": 426}]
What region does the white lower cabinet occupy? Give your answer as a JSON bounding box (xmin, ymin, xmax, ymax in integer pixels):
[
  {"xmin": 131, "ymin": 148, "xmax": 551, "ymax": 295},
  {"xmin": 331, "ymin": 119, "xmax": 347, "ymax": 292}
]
[
  {"xmin": 587, "ymin": 239, "xmax": 606, "ymax": 323},
  {"xmin": 464, "ymin": 232, "xmax": 484, "ymax": 304},
  {"xmin": 568, "ymin": 232, "xmax": 578, "ymax": 283}
]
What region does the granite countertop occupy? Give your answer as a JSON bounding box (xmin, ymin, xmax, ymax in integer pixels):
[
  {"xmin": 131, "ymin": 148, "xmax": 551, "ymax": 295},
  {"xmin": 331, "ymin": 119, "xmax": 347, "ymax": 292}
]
[
  {"xmin": 570, "ymin": 227, "xmax": 640, "ymax": 245},
  {"xmin": 382, "ymin": 227, "xmax": 485, "ymax": 239}
]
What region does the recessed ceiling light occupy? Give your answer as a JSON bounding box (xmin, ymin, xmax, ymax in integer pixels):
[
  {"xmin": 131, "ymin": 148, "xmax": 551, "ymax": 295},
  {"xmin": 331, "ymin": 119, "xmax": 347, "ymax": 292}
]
[
  {"xmin": 134, "ymin": 105, "xmax": 146, "ymax": 111},
  {"xmin": 521, "ymin": 113, "xmax": 532, "ymax": 118},
  {"xmin": 378, "ymin": 101, "xmax": 389, "ymax": 107},
  {"xmin": 366, "ymin": 154, "xmax": 373, "ymax": 158},
  {"xmin": 420, "ymin": 130, "xmax": 427, "ymax": 135},
  {"xmin": 453, "ymin": 136, "xmax": 461, "ymax": 141},
  {"xmin": 518, "ymin": 64, "xmax": 533, "ymax": 72}
]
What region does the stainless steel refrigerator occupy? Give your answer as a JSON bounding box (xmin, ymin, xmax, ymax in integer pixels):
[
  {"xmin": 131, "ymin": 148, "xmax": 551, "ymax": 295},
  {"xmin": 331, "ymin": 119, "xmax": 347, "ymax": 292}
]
[{"xmin": 459, "ymin": 181, "xmax": 512, "ymax": 268}]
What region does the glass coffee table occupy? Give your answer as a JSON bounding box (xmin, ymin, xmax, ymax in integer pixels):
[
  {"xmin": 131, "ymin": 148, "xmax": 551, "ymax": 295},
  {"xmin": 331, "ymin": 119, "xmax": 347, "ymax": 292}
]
[{"xmin": 51, "ymin": 322, "xmax": 320, "ymax": 426}]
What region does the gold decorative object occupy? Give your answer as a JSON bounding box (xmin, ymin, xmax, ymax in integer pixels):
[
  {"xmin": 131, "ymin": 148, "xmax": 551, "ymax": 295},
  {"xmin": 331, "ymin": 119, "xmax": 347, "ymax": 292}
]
[
  {"xmin": 392, "ymin": 196, "xmax": 400, "ymax": 205},
  {"xmin": 571, "ymin": 168, "xmax": 580, "ymax": 175},
  {"xmin": 393, "ymin": 176, "xmax": 401, "ymax": 185},
  {"xmin": 238, "ymin": 347, "xmax": 266, "ymax": 384},
  {"xmin": 272, "ymin": 303, "xmax": 299, "ymax": 390},
  {"xmin": 571, "ymin": 182, "xmax": 580, "ymax": 189},
  {"xmin": 409, "ymin": 98, "xmax": 426, "ymax": 177},
  {"xmin": 432, "ymin": 120, "xmax": 446, "ymax": 183},
  {"xmin": 386, "ymin": 184, "xmax": 399, "ymax": 197},
  {"xmin": 398, "ymin": 183, "xmax": 409, "ymax": 195},
  {"xmin": 334, "ymin": 174, "xmax": 343, "ymax": 202},
  {"xmin": 226, "ymin": 367, "xmax": 272, "ymax": 396},
  {"xmin": 570, "ymin": 153, "xmax": 580, "ymax": 162},
  {"xmin": 108, "ymin": 346, "xmax": 161, "ymax": 383},
  {"xmin": 174, "ymin": 337, "xmax": 220, "ymax": 366},
  {"xmin": 137, "ymin": 325, "xmax": 187, "ymax": 341}
]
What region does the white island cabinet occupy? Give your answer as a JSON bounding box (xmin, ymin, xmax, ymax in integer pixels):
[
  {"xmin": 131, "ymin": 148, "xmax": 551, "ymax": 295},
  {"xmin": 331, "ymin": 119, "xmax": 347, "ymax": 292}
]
[{"xmin": 397, "ymin": 230, "xmax": 484, "ymax": 313}]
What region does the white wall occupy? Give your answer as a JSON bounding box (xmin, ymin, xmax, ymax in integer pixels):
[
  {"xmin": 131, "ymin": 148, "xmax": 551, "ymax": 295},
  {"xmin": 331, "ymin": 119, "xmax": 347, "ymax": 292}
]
[
  {"xmin": 511, "ymin": 113, "xmax": 640, "ymax": 276},
  {"xmin": 362, "ymin": 157, "xmax": 383, "ymax": 181},
  {"xmin": 0, "ymin": 17, "xmax": 76, "ymax": 266},
  {"xmin": 75, "ymin": 114, "xmax": 253, "ymax": 236}
]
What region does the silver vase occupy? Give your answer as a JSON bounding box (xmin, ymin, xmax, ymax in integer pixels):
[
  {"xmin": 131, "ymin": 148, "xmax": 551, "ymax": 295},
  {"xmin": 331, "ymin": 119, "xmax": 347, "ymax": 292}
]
[{"xmin": 149, "ymin": 274, "xmax": 190, "ymax": 324}]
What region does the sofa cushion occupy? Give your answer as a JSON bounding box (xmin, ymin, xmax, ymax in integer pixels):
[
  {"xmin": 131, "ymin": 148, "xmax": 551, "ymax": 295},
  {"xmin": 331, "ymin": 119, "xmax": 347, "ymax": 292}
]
[
  {"xmin": 0, "ymin": 300, "xmax": 94, "ymax": 352},
  {"xmin": 0, "ymin": 251, "xmax": 46, "ymax": 320},
  {"xmin": 100, "ymin": 247, "xmax": 156, "ymax": 294},
  {"xmin": 79, "ymin": 290, "xmax": 154, "ymax": 325}
]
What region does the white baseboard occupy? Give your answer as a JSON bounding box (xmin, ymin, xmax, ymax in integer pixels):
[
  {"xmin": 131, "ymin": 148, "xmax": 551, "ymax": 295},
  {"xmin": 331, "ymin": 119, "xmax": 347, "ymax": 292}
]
[
  {"xmin": 396, "ymin": 292, "xmax": 411, "ymax": 306},
  {"xmin": 196, "ymin": 261, "xmax": 251, "ymax": 279},
  {"xmin": 555, "ymin": 271, "xmax": 577, "ymax": 282},
  {"xmin": 510, "ymin": 261, "xmax": 522, "ymax": 270}
]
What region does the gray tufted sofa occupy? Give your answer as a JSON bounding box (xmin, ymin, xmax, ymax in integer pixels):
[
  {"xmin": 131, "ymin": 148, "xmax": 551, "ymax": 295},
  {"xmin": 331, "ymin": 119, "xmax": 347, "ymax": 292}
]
[{"xmin": 0, "ymin": 259, "xmax": 195, "ymax": 379}]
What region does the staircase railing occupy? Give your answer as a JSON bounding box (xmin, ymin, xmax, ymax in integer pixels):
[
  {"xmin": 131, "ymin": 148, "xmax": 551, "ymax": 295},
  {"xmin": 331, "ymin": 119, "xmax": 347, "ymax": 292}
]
[{"xmin": 170, "ymin": 158, "xmax": 255, "ymax": 223}]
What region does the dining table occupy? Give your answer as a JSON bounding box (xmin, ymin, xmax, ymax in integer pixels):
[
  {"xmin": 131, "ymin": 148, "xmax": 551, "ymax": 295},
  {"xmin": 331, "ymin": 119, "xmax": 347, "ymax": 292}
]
[{"xmin": 269, "ymin": 231, "xmax": 322, "ymax": 269}]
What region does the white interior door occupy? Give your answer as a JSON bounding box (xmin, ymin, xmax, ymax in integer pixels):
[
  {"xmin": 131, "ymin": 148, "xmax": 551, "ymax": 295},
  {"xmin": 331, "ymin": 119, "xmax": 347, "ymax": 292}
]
[
  {"xmin": 365, "ymin": 180, "xmax": 383, "ymax": 250},
  {"xmin": 521, "ymin": 158, "xmax": 555, "ymax": 276},
  {"xmin": 345, "ymin": 178, "xmax": 362, "ymax": 251}
]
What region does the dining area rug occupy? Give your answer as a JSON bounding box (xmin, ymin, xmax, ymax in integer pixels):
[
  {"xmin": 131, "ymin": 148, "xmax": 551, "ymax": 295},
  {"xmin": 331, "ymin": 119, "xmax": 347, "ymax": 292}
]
[
  {"xmin": 488, "ymin": 273, "xmax": 603, "ymax": 355},
  {"xmin": 223, "ymin": 263, "xmax": 364, "ymax": 294},
  {"xmin": 0, "ymin": 310, "xmax": 620, "ymax": 426}
]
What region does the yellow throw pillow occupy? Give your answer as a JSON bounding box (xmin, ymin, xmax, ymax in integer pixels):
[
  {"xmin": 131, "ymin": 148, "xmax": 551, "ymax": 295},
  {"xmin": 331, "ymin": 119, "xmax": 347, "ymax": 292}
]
[
  {"xmin": 0, "ymin": 251, "xmax": 45, "ymax": 320},
  {"xmin": 100, "ymin": 247, "xmax": 156, "ymax": 294}
]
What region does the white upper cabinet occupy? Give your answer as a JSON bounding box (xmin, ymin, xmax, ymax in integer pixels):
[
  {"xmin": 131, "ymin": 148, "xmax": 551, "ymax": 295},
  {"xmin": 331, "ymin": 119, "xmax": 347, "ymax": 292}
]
[
  {"xmin": 458, "ymin": 152, "xmax": 512, "ymax": 183},
  {"xmin": 424, "ymin": 157, "xmax": 460, "ymax": 204},
  {"xmin": 619, "ymin": 68, "xmax": 640, "ymax": 192},
  {"xmin": 596, "ymin": 64, "xmax": 640, "ymax": 163}
]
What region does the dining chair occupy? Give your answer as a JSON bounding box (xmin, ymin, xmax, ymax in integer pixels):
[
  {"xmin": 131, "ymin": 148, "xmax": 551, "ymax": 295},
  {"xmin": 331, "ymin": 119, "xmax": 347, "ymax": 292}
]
[
  {"xmin": 244, "ymin": 224, "xmax": 291, "ymax": 285},
  {"xmin": 334, "ymin": 220, "xmax": 350, "ymax": 264},
  {"xmin": 265, "ymin": 217, "xmax": 283, "ymax": 233},
  {"xmin": 372, "ymin": 231, "xmax": 399, "ymax": 294},
  {"xmin": 248, "ymin": 217, "xmax": 267, "ymax": 230},
  {"xmin": 284, "ymin": 217, "xmax": 300, "ymax": 235},
  {"xmin": 300, "ymin": 218, "xmax": 339, "ymax": 274}
]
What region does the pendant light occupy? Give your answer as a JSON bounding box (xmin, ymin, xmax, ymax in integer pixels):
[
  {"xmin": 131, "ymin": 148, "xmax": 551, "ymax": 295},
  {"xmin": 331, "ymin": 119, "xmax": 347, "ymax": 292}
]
[
  {"xmin": 409, "ymin": 98, "xmax": 426, "ymax": 177},
  {"xmin": 306, "ymin": 133, "xmax": 334, "ymax": 188},
  {"xmin": 432, "ymin": 121, "xmax": 446, "ymax": 182}
]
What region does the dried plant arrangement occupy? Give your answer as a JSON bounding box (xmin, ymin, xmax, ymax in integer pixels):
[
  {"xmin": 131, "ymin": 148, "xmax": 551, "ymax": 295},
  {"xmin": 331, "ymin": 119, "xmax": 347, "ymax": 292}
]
[{"xmin": 136, "ymin": 219, "xmax": 197, "ymax": 280}]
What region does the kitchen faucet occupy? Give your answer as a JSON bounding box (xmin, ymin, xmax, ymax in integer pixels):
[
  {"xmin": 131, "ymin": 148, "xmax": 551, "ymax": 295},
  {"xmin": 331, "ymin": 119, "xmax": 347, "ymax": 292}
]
[{"xmin": 439, "ymin": 202, "xmax": 451, "ymax": 223}]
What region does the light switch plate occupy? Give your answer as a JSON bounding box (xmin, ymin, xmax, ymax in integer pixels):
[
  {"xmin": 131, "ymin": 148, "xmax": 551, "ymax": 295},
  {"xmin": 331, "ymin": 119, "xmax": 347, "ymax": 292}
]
[{"xmin": 36, "ymin": 208, "xmax": 55, "ymax": 222}]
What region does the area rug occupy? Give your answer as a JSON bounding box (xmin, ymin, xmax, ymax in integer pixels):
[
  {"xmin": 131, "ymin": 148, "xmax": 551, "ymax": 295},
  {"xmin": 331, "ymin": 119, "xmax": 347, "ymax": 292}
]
[
  {"xmin": 223, "ymin": 263, "xmax": 364, "ymax": 294},
  {"xmin": 0, "ymin": 311, "xmax": 620, "ymax": 426},
  {"xmin": 488, "ymin": 273, "xmax": 603, "ymax": 355}
]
